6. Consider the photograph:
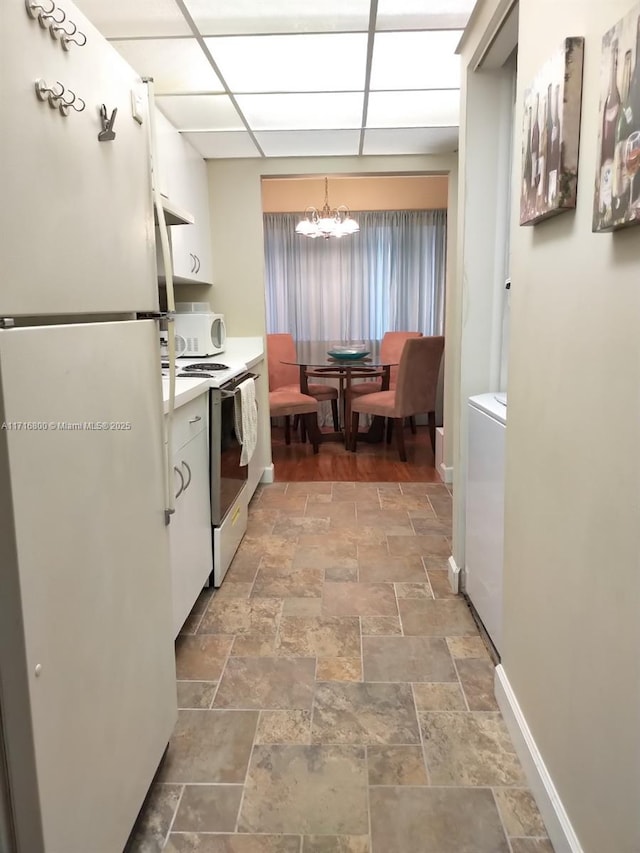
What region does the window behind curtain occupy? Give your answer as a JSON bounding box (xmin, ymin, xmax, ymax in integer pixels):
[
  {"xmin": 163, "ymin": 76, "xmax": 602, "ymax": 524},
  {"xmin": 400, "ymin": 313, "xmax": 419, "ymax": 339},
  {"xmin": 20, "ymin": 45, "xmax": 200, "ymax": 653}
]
[{"xmin": 263, "ymin": 209, "xmax": 447, "ymax": 342}]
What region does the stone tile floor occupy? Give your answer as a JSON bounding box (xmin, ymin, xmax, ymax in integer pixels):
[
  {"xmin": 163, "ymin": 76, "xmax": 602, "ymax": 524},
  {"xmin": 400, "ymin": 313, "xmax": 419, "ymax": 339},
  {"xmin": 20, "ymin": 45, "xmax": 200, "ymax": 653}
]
[{"xmin": 129, "ymin": 482, "xmax": 554, "ymax": 853}]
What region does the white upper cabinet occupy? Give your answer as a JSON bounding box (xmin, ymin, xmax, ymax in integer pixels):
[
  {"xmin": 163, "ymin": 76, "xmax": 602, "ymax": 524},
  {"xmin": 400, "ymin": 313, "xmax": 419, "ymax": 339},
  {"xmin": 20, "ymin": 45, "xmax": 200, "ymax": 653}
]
[{"xmin": 153, "ymin": 109, "xmax": 213, "ymax": 285}]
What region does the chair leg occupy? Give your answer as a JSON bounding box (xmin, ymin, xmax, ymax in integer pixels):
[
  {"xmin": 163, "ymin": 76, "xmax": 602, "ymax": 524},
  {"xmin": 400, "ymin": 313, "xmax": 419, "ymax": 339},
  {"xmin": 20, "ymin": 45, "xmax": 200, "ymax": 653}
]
[
  {"xmin": 409, "ymin": 415, "xmax": 417, "ymax": 435},
  {"xmin": 350, "ymin": 411, "xmax": 360, "ymax": 451},
  {"xmin": 303, "ymin": 412, "xmax": 321, "ymax": 454},
  {"xmin": 331, "ymin": 398, "xmax": 340, "ymax": 432},
  {"xmin": 299, "ymin": 417, "xmax": 307, "ymax": 443},
  {"xmin": 394, "ymin": 417, "xmax": 407, "ymax": 462},
  {"xmin": 428, "ymin": 411, "xmax": 437, "ymax": 454},
  {"xmin": 386, "ymin": 418, "xmax": 393, "ymax": 444},
  {"xmin": 284, "ymin": 415, "xmax": 291, "ymax": 445}
]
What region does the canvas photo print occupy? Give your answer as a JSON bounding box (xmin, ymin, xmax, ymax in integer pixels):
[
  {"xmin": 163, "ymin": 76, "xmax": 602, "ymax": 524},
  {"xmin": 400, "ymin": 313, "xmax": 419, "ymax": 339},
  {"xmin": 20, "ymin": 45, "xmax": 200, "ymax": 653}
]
[
  {"xmin": 593, "ymin": 4, "xmax": 640, "ymax": 232},
  {"xmin": 520, "ymin": 37, "xmax": 585, "ymax": 226}
]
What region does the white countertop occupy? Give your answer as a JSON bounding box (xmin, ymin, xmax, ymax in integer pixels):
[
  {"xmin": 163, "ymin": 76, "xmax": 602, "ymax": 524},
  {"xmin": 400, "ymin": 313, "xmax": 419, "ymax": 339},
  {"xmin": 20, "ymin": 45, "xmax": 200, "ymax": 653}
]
[{"xmin": 162, "ymin": 336, "xmax": 264, "ymax": 413}]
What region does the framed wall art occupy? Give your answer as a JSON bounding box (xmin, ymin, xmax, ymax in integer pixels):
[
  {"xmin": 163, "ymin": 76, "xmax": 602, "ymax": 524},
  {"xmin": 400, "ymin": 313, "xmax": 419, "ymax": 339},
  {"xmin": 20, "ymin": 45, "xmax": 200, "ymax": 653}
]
[
  {"xmin": 593, "ymin": 4, "xmax": 640, "ymax": 232},
  {"xmin": 520, "ymin": 37, "xmax": 585, "ymax": 226}
]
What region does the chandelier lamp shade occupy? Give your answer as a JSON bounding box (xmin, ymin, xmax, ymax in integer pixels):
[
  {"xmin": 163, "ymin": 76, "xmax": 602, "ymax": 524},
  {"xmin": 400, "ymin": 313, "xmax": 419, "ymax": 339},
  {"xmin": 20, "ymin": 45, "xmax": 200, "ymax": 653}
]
[{"xmin": 295, "ymin": 177, "xmax": 360, "ymax": 239}]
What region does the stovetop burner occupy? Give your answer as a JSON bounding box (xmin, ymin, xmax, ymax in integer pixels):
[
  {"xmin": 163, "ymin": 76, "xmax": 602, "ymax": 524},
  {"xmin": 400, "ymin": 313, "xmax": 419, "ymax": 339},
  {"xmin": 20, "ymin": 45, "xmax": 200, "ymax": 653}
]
[
  {"xmin": 162, "ymin": 362, "xmax": 230, "ymax": 372},
  {"xmin": 179, "ymin": 362, "xmax": 230, "ymax": 371}
]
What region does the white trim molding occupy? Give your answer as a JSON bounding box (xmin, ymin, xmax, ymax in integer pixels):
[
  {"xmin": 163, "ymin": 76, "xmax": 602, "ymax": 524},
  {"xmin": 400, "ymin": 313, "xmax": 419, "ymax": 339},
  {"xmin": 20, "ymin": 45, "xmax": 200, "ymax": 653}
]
[
  {"xmin": 439, "ymin": 463, "xmax": 453, "ymax": 484},
  {"xmin": 260, "ymin": 464, "xmax": 275, "ymax": 484},
  {"xmin": 447, "ymin": 555, "xmax": 461, "ymax": 594},
  {"xmin": 495, "ymin": 665, "xmax": 584, "ymax": 853}
]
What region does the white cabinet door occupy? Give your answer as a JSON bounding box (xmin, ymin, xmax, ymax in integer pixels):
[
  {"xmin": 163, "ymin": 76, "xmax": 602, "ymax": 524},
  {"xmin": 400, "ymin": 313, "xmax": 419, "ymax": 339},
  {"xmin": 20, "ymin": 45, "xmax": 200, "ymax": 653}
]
[
  {"xmin": 168, "ymin": 396, "xmax": 213, "ymax": 637},
  {"xmin": 154, "ymin": 110, "xmax": 213, "ymax": 285}
]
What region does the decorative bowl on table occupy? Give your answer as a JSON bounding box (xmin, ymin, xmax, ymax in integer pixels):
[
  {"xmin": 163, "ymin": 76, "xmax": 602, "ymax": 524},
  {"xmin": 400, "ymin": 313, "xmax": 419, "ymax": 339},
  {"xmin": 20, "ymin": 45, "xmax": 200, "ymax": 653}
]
[{"xmin": 327, "ymin": 342, "xmax": 370, "ymax": 360}]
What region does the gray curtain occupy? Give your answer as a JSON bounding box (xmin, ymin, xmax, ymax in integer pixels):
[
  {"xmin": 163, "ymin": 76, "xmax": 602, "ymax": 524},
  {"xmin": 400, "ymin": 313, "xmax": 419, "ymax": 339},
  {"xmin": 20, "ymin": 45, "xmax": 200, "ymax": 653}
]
[{"xmin": 264, "ymin": 209, "xmax": 447, "ymax": 340}]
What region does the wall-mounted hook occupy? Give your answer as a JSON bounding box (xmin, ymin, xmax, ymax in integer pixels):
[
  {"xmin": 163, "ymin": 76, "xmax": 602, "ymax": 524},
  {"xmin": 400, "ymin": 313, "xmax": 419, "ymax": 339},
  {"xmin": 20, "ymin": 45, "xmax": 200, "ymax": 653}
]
[
  {"xmin": 98, "ymin": 104, "xmax": 117, "ymax": 141},
  {"xmin": 61, "ymin": 28, "xmax": 86, "ymax": 50},
  {"xmin": 25, "ymin": 0, "xmax": 54, "ymax": 20}
]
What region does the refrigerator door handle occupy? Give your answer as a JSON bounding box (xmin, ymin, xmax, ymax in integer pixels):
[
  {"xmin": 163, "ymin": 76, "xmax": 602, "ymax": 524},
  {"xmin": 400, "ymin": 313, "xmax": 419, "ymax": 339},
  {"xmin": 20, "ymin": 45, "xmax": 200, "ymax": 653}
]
[
  {"xmin": 181, "ymin": 460, "xmax": 192, "ymax": 491},
  {"xmin": 173, "ymin": 465, "xmax": 185, "ymax": 500},
  {"xmin": 146, "ymin": 78, "xmax": 178, "ymax": 523}
]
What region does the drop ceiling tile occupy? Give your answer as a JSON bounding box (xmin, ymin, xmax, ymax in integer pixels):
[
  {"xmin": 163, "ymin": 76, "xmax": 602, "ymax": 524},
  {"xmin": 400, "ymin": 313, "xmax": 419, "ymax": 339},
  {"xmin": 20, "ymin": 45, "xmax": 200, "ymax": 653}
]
[
  {"xmin": 156, "ymin": 95, "xmax": 245, "ymax": 131},
  {"xmin": 236, "ymin": 93, "xmax": 364, "ymax": 130},
  {"xmin": 376, "ymin": 0, "xmax": 476, "ymax": 31},
  {"xmin": 255, "ymin": 130, "xmax": 361, "ymax": 158},
  {"xmin": 363, "ymin": 126, "xmax": 458, "ymax": 155},
  {"xmin": 370, "ymin": 31, "xmax": 462, "ymax": 91},
  {"xmin": 110, "ymin": 39, "xmax": 223, "ymax": 94},
  {"xmin": 367, "ymin": 90, "xmax": 460, "ymax": 128},
  {"xmin": 74, "ymin": 0, "xmax": 192, "ymax": 38},
  {"xmin": 182, "ymin": 131, "xmax": 261, "ymax": 158},
  {"xmin": 205, "ymin": 34, "xmax": 368, "ymax": 93},
  {"xmin": 184, "ymin": 0, "xmax": 370, "ymax": 35}
]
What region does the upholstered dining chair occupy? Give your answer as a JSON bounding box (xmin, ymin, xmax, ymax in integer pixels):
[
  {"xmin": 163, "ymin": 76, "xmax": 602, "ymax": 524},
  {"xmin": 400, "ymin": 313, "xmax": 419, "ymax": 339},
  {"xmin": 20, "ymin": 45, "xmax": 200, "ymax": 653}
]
[
  {"xmin": 350, "ymin": 335, "xmax": 444, "ymax": 462},
  {"xmin": 267, "ymin": 333, "xmax": 340, "ymax": 432},
  {"xmin": 268, "ymin": 389, "xmax": 321, "ymax": 453},
  {"xmin": 347, "ymin": 331, "xmax": 422, "ymax": 432}
]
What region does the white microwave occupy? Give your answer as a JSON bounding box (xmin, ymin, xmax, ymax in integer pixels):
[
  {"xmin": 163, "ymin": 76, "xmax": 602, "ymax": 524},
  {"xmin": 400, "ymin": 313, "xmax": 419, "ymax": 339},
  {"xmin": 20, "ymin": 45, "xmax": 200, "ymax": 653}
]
[{"xmin": 174, "ymin": 311, "xmax": 226, "ymax": 356}]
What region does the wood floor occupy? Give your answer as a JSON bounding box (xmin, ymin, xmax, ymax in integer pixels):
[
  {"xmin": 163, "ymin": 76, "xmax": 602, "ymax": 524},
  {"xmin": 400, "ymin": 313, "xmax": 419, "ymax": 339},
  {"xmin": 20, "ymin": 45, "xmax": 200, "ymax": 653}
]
[{"xmin": 269, "ymin": 423, "xmax": 442, "ymax": 482}]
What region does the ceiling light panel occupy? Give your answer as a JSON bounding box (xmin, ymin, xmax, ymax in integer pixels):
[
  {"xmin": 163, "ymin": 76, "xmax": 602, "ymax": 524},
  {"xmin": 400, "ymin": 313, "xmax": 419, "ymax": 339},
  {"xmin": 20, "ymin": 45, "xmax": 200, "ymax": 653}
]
[
  {"xmin": 184, "ymin": 0, "xmax": 370, "ymax": 35},
  {"xmin": 255, "ymin": 130, "xmax": 361, "ymax": 158},
  {"xmin": 74, "ymin": 0, "xmax": 192, "ymax": 38},
  {"xmin": 182, "ymin": 131, "xmax": 261, "ymax": 159},
  {"xmin": 205, "ymin": 34, "xmax": 368, "ymax": 93},
  {"xmin": 155, "ymin": 95, "xmax": 245, "ymax": 131},
  {"xmin": 367, "ymin": 90, "xmax": 460, "ymax": 128},
  {"xmin": 376, "ymin": 0, "xmax": 476, "ymax": 30},
  {"xmin": 110, "ymin": 39, "xmax": 224, "ymax": 94},
  {"xmin": 363, "ymin": 126, "xmax": 459, "ymax": 155},
  {"xmin": 370, "ymin": 31, "xmax": 462, "ymax": 91},
  {"xmin": 235, "ymin": 93, "xmax": 364, "ymax": 130}
]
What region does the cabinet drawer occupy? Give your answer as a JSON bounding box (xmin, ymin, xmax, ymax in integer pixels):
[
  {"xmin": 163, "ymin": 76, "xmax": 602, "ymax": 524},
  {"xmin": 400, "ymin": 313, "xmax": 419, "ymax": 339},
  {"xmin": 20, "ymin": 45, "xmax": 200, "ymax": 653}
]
[{"xmin": 169, "ymin": 393, "xmax": 207, "ymax": 451}]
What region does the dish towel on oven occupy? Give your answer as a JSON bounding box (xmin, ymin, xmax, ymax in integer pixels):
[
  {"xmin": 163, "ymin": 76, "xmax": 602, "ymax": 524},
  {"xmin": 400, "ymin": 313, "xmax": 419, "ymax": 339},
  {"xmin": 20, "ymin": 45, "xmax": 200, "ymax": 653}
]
[{"xmin": 234, "ymin": 377, "xmax": 258, "ymax": 466}]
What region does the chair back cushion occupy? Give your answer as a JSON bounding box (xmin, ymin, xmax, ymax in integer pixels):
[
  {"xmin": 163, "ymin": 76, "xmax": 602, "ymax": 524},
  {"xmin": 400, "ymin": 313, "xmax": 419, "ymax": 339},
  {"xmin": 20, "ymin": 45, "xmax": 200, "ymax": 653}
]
[
  {"xmin": 394, "ymin": 336, "xmax": 445, "ymax": 416},
  {"xmin": 267, "ymin": 333, "xmax": 300, "ymax": 391},
  {"xmin": 381, "ymin": 331, "xmax": 422, "ymax": 387}
]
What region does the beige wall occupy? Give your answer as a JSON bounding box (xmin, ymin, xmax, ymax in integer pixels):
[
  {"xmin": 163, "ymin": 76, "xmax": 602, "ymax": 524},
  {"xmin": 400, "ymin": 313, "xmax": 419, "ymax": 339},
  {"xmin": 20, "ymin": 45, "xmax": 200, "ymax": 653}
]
[
  {"xmin": 261, "ymin": 175, "xmax": 449, "ymax": 212},
  {"xmin": 201, "ymin": 154, "xmax": 458, "ymax": 472},
  {"xmin": 459, "ymin": 2, "xmax": 640, "ymax": 852}
]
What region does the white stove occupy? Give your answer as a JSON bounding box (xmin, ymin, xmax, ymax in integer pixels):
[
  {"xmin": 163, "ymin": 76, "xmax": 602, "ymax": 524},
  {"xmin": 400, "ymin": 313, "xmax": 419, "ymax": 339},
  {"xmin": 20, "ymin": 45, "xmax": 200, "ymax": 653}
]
[{"xmin": 161, "ymin": 357, "xmax": 247, "ymax": 388}]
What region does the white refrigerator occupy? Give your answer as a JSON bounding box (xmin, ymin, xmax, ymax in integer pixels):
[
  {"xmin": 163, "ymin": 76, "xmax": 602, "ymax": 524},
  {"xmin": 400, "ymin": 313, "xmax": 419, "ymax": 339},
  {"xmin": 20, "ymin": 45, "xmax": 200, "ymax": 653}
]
[{"xmin": 0, "ymin": 2, "xmax": 177, "ymax": 851}]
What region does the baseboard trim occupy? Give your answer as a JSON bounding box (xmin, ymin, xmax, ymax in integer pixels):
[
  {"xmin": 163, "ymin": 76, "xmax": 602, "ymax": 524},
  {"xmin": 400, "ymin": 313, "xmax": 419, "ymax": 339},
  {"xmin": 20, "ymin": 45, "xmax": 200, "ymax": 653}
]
[
  {"xmin": 447, "ymin": 555, "xmax": 460, "ymax": 593},
  {"xmin": 261, "ymin": 464, "xmax": 275, "ymax": 484},
  {"xmin": 494, "ymin": 665, "xmax": 584, "ymax": 853},
  {"xmin": 439, "ymin": 463, "xmax": 453, "ymax": 484}
]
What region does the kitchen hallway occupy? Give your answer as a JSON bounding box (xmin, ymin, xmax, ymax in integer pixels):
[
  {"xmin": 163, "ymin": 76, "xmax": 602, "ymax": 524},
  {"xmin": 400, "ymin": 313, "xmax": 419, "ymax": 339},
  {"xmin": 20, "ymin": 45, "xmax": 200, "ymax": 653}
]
[{"xmin": 128, "ymin": 481, "xmax": 553, "ymax": 853}]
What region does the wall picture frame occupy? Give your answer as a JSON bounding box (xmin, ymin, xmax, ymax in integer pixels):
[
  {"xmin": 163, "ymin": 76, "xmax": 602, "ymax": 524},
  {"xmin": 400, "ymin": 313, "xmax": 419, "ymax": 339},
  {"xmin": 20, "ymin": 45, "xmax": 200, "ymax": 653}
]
[
  {"xmin": 593, "ymin": 4, "xmax": 640, "ymax": 232},
  {"xmin": 520, "ymin": 37, "xmax": 585, "ymax": 226}
]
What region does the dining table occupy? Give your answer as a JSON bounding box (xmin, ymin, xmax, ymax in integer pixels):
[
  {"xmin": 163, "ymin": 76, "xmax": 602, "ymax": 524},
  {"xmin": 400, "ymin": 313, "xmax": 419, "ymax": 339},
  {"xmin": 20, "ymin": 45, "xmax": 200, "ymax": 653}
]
[{"xmin": 282, "ymin": 340, "xmax": 398, "ymax": 447}]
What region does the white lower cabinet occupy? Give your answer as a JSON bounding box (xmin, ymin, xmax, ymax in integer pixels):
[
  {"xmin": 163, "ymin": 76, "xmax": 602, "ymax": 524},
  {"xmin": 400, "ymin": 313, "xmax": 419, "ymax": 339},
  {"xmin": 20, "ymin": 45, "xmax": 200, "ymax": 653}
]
[{"xmin": 168, "ymin": 394, "xmax": 212, "ymax": 637}]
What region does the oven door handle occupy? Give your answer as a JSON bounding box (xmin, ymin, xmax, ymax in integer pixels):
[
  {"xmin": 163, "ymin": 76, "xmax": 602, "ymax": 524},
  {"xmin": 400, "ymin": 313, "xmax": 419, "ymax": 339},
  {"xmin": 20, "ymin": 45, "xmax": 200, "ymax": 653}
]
[{"xmin": 219, "ymin": 372, "xmax": 260, "ymax": 398}]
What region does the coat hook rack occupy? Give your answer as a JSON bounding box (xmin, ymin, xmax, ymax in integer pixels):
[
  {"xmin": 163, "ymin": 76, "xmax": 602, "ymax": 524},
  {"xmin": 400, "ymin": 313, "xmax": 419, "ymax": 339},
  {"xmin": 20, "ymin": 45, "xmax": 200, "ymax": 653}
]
[{"xmin": 98, "ymin": 104, "xmax": 117, "ymax": 141}]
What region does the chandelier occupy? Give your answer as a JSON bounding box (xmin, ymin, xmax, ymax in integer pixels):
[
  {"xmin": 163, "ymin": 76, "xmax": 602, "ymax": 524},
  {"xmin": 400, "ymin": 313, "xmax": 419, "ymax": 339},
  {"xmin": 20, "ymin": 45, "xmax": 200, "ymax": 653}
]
[{"xmin": 295, "ymin": 177, "xmax": 360, "ymax": 239}]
